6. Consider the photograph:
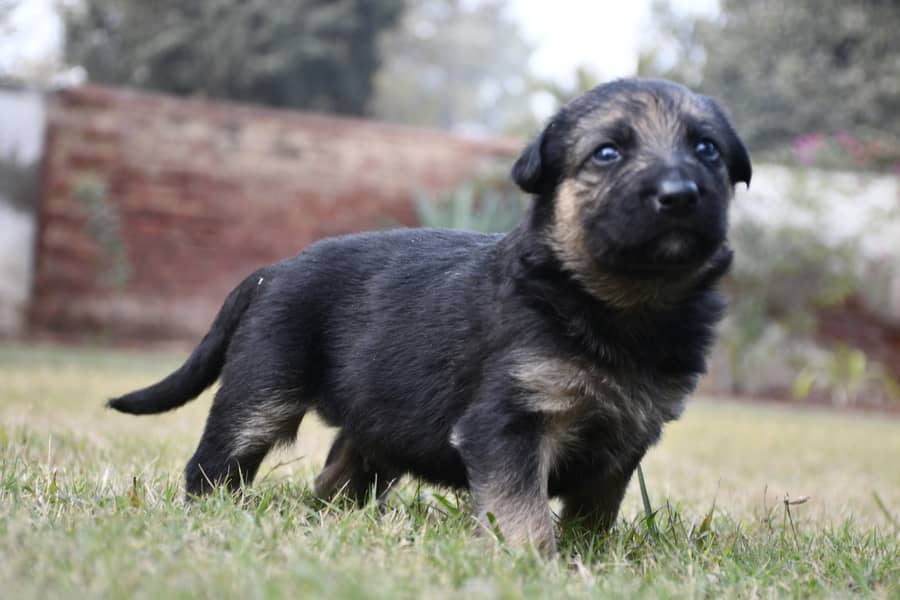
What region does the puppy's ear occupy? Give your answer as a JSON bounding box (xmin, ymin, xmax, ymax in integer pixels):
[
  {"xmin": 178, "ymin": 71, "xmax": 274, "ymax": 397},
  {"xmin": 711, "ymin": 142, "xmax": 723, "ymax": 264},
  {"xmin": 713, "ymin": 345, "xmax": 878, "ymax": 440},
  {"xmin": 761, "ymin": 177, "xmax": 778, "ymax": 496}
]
[
  {"xmin": 705, "ymin": 97, "xmax": 752, "ymax": 188},
  {"xmin": 726, "ymin": 131, "xmax": 752, "ymax": 188},
  {"xmin": 512, "ymin": 123, "xmax": 553, "ymax": 194}
]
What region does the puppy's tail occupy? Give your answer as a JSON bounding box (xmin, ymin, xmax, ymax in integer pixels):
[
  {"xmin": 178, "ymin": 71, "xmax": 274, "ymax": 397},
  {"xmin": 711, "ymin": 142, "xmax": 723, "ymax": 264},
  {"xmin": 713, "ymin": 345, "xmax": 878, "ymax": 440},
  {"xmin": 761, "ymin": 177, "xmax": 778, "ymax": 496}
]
[{"xmin": 107, "ymin": 271, "xmax": 263, "ymax": 415}]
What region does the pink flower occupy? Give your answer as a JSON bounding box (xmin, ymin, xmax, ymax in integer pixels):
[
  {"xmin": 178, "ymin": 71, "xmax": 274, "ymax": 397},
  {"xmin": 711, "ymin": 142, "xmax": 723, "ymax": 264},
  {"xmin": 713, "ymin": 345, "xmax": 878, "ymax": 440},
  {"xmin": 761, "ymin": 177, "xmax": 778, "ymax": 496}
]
[
  {"xmin": 791, "ymin": 133, "xmax": 825, "ymax": 165},
  {"xmin": 835, "ymin": 130, "xmax": 867, "ymax": 162}
]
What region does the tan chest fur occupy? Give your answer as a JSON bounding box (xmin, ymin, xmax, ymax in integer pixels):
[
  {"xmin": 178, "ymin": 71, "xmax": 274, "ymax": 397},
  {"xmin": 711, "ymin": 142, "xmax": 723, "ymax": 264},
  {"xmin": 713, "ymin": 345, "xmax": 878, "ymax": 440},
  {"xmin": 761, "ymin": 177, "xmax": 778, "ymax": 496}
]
[{"xmin": 509, "ymin": 352, "xmax": 696, "ymax": 473}]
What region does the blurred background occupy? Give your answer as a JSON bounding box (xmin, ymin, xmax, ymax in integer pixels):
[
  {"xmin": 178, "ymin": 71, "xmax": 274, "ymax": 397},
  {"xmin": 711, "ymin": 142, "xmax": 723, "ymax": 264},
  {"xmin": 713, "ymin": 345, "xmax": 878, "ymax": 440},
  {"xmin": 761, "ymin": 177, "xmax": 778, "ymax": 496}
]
[{"xmin": 1, "ymin": 0, "xmax": 899, "ymax": 411}]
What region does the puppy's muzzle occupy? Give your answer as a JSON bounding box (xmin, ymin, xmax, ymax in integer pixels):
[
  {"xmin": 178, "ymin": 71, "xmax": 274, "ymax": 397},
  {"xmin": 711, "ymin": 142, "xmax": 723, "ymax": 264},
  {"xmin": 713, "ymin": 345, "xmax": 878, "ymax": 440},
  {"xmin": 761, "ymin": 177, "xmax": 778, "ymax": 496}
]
[{"xmin": 655, "ymin": 178, "xmax": 699, "ymax": 217}]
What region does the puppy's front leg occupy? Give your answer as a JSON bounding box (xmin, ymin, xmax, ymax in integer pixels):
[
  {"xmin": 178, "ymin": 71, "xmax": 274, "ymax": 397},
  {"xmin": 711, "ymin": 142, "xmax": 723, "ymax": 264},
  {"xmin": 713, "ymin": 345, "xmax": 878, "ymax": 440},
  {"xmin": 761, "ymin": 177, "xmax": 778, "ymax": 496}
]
[{"xmin": 453, "ymin": 409, "xmax": 556, "ymax": 555}]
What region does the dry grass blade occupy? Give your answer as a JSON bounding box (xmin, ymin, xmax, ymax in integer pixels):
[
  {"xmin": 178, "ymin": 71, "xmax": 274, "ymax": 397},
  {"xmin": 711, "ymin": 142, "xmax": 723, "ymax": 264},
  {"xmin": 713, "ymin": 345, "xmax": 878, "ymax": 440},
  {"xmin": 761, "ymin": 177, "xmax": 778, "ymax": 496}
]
[{"xmin": 873, "ymin": 491, "xmax": 899, "ymax": 532}]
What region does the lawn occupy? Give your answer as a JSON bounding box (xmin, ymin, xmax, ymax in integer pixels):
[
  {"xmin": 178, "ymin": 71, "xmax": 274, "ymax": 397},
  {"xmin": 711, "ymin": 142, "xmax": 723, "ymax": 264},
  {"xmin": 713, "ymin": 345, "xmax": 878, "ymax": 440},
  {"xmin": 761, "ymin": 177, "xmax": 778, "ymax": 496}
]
[{"xmin": 1, "ymin": 342, "xmax": 898, "ymax": 598}]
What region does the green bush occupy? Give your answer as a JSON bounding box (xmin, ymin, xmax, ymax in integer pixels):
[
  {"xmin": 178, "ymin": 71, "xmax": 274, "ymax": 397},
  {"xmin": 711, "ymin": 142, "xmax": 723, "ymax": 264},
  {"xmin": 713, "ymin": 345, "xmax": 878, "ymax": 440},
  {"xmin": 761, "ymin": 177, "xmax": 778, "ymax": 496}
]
[
  {"xmin": 414, "ymin": 165, "xmax": 525, "ymax": 233},
  {"xmin": 719, "ymin": 167, "xmax": 900, "ymax": 406}
]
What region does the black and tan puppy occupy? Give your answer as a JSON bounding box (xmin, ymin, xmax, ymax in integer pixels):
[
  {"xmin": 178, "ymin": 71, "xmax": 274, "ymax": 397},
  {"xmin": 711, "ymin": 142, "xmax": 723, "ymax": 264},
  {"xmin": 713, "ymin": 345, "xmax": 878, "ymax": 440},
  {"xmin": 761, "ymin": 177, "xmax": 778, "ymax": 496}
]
[{"xmin": 109, "ymin": 78, "xmax": 750, "ymax": 554}]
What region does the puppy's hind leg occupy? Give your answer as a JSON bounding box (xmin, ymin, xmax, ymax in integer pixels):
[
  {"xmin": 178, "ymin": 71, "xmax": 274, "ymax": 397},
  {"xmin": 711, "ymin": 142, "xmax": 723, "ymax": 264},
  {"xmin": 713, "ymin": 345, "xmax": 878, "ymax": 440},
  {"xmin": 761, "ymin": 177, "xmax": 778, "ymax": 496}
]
[
  {"xmin": 560, "ymin": 465, "xmax": 635, "ymax": 536},
  {"xmin": 184, "ymin": 378, "xmax": 306, "ymax": 497},
  {"xmin": 314, "ymin": 430, "xmax": 398, "ymax": 507}
]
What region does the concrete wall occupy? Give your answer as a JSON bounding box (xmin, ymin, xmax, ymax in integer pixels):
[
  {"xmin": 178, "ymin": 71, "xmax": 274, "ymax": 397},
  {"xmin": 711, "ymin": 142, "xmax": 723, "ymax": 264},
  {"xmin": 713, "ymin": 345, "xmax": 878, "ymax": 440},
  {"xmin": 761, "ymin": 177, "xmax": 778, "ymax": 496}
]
[
  {"xmin": 0, "ymin": 204, "xmax": 35, "ymax": 335},
  {"xmin": 30, "ymin": 85, "xmax": 519, "ymax": 342},
  {"xmin": 0, "ymin": 85, "xmax": 44, "ymax": 336}
]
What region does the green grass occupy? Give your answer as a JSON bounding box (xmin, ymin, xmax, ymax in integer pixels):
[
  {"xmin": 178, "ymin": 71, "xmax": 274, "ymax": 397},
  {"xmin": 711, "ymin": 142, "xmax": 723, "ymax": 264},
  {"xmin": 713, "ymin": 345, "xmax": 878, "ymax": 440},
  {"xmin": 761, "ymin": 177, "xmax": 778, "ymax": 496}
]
[{"xmin": 2, "ymin": 342, "xmax": 899, "ymax": 599}]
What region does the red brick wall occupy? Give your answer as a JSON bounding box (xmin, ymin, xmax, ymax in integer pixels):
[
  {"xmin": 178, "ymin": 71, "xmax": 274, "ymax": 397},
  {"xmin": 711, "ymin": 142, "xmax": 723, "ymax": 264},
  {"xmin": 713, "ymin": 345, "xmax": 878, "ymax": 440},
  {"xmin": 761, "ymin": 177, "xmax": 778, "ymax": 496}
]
[{"xmin": 30, "ymin": 85, "xmax": 519, "ymax": 342}]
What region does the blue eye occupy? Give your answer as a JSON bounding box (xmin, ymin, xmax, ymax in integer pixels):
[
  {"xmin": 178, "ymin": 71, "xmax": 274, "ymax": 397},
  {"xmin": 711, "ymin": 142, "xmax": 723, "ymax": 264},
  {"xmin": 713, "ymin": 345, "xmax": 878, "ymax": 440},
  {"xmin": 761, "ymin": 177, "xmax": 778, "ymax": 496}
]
[
  {"xmin": 695, "ymin": 139, "xmax": 720, "ymax": 161},
  {"xmin": 593, "ymin": 144, "xmax": 621, "ymax": 163}
]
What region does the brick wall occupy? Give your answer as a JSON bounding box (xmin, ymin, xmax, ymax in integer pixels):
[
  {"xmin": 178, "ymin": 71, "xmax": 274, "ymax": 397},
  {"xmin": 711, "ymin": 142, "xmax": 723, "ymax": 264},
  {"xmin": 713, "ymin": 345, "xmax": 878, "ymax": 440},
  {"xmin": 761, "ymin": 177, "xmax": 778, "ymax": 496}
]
[{"xmin": 30, "ymin": 85, "xmax": 519, "ymax": 342}]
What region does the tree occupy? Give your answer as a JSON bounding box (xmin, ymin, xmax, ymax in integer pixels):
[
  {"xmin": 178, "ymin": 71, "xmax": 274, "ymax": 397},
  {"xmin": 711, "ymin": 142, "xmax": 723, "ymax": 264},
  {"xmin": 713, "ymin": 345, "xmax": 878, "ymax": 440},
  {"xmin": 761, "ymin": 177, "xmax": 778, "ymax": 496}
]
[
  {"xmin": 0, "ymin": 1, "xmax": 14, "ymax": 37},
  {"xmin": 639, "ymin": 0, "xmax": 900, "ymax": 159},
  {"xmin": 372, "ymin": 0, "xmax": 534, "ymax": 133},
  {"xmin": 63, "ymin": 0, "xmax": 404, "ymax": 115}
]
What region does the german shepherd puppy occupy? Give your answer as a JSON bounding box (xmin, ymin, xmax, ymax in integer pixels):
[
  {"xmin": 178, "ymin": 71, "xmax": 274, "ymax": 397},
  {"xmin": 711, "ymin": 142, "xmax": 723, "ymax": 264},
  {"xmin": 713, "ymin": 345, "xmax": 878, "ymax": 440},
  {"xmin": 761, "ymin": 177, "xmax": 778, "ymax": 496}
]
[{"xmin": 109, "ymin": 78, "xmax": 751, "ymax": 554}]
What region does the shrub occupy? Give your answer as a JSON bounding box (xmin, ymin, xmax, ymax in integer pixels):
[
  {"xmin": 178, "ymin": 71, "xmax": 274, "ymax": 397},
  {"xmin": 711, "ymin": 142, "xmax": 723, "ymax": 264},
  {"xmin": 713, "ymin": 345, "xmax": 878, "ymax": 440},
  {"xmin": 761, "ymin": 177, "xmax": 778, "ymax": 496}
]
[
  {"xmin": 414, "ymin": 165, "xmax": 525, "ymax": 233},
  {"xmin": 720, "ymin": 165, "xmax": 900, "ymax": 406}
]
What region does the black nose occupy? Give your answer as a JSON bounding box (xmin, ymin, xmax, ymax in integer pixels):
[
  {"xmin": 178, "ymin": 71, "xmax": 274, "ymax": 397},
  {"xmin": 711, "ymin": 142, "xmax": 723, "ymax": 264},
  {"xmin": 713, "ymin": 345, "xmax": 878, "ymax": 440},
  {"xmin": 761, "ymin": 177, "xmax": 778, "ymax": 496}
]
[{"xmin": 656, "ymin": 179, "xmax": 699, "ymax": 216}]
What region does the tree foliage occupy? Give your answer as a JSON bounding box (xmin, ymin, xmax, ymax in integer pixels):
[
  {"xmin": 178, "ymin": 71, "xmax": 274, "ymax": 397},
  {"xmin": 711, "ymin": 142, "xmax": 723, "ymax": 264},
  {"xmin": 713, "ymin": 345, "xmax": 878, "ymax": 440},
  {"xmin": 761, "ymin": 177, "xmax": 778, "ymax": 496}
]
[
  {"xmin": 63, "ymin": 0, "xmax": 404, "ymax": 115},
  {"xmin": 0, "ymin": 1, "xmax": 14, "ymax": 36},
  {"xmin": 372, "ymin": 0, "xmax": 533, "ymax": 133},
  {"xmin": 640, "ymin": 0, "xmax": 900, "ymax": 158}
]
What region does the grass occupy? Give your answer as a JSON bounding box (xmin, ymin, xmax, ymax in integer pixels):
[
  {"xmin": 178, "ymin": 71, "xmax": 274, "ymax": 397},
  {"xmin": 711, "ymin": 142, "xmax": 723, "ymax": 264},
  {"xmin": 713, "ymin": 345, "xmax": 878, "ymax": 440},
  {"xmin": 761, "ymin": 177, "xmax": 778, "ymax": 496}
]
[{"xmin": 1, "ymin": 342, "xmax": 899, "ymax": 599}]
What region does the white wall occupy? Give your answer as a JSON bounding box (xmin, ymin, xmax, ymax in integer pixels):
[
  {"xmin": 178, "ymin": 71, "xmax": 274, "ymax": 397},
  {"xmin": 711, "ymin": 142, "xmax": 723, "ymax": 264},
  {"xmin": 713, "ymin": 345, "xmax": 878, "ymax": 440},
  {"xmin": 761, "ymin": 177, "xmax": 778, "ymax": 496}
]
[
  {"xmin": 0, "ymin": 86, "xmax": 45, "ymax": 336},
  {"xmin": 0, "ymin": 86, "xmax": 46, "ymax": 162},
  {"xmin": 0, "ymin": 204, "xmax": 36, "ymax": 335}
]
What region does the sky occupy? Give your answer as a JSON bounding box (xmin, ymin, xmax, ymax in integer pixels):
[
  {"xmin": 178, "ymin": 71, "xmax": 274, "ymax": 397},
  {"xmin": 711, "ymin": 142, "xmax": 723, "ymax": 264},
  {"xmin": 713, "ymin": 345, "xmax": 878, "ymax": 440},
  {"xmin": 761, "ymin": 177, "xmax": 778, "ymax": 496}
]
[
  {"xmin": 1, "ymin": 0, "xmax": 719, "ymax": 85},
  {"xmin": 510, "ymin": 0, "xmax": 718, "ymax": 83},
  {"xmin": 0, "ymin": 0, "xmax": 62, "ymax": 75}
]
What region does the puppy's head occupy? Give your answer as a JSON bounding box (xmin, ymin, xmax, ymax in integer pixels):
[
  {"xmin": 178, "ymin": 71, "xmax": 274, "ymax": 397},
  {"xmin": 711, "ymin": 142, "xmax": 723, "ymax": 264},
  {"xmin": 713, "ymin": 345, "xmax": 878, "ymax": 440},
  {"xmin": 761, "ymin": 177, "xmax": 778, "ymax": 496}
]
[{"xmin": 513, "ymin": 78, "xmax": 751, "ymax": 306}]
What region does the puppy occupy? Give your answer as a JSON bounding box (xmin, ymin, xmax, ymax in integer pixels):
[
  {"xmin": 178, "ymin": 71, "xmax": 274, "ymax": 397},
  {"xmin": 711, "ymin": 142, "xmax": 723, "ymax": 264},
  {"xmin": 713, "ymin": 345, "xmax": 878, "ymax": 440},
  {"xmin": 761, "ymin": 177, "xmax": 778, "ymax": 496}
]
[{"xmin": 109, "ymin": 78, "xmax": 750, "ymax": 555}]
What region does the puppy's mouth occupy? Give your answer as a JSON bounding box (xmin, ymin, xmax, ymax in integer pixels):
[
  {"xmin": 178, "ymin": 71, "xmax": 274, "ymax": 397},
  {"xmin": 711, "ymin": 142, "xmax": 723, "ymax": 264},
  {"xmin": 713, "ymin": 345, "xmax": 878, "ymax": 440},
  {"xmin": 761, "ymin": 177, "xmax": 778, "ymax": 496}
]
[
  {"xmin": 608, "ymin": 228, "xmax": 723, "ymax": 275},
  {"xmin": 650, "ymin": 229, "xmax": 706, "ymax": 262}
]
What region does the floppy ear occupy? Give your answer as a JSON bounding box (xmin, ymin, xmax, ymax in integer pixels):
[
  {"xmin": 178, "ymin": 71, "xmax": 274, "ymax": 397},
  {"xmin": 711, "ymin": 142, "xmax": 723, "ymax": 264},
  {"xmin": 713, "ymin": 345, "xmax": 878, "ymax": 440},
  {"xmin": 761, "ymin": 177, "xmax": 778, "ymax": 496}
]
[
  {"xmin": 727, "ymin": 131, "xmax": 752, "ymax": 188},
  {"xmin": 704, "ymin": 97, "xmax": 752, "ymax": 188},
  {"xmin": 511, "ymin": 123, "xmax": 552, "ymax": 194}
]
